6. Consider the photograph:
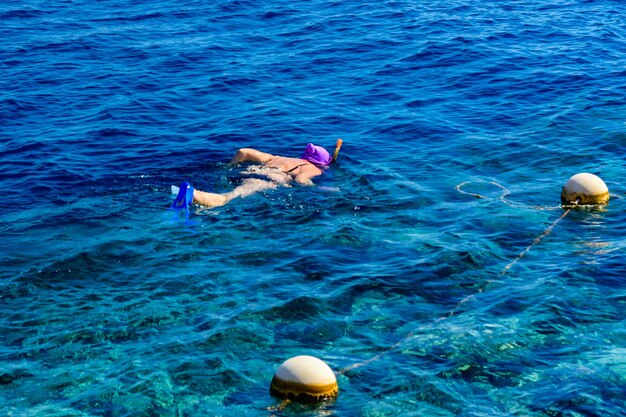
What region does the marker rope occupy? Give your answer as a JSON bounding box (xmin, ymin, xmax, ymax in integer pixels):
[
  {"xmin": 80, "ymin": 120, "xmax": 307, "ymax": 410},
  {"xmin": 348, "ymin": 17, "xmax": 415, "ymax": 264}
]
[
  {"xmin": 267, "ymin": 399, "xmax": 291, "ymax": 413},
  {"xmin": 436, "ymin": 204, "xmax": 574, "ymax": 322},
  {"xmin": 338, "ymin": 180, "xmax": 574, "ymax": 375},
  {"xmin": 455, "ymin": 179, "xmax": 561, "ymax": 211}
]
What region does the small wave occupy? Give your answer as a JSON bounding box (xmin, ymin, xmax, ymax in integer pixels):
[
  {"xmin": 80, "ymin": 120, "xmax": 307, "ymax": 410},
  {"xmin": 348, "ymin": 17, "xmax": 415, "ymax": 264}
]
[
  {"xmin": 89, "ymin": 12, "xmax": 166, "ymax": 23},
  {"xmin": 0, "ymin": 9, "xmax": 48, "ymax": 19},
  {"xmin": 89, "ymin": 128, "xmax": 140, "ymax": 138}
]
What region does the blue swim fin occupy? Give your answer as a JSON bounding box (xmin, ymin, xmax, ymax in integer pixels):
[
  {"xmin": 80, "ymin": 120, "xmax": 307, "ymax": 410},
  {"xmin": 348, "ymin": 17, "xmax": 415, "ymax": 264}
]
[{"xmin": 171, "ymin": 181, "xmax": 194, "ymax": 210}]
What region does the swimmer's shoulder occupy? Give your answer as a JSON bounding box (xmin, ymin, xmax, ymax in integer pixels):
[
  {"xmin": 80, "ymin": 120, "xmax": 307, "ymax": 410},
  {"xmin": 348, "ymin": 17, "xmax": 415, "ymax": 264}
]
[
  {"xmin": 294, "ymin": 163, "xmax": 323, "ymax": 184},
  {"xmin": 266, "ymin": 156, "xmax": 305, "ymax": 169}
]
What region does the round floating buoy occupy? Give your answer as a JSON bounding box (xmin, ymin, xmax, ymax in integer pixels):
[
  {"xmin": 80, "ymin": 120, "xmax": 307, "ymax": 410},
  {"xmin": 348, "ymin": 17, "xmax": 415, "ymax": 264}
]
[
  {"xmin": 270, "ymin": 355, "xmax": 338, "ymax": 402},
  {"xmin": 561, "ymin": 173, "xmax": 610, "ymax": 206}
]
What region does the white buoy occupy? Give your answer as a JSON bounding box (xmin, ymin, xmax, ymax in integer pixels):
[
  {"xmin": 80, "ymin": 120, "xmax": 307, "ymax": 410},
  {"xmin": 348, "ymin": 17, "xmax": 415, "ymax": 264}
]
[
  {"xmin": 270, "ymin": 355, "xmax": 338, "ymax": 402},
  {"xmin": 561, "ymin": 173, "xmax": 609, "ymax": 206}
]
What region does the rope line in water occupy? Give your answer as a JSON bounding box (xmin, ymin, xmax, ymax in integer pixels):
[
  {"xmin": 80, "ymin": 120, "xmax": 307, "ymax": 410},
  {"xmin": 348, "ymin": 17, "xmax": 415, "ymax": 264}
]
[
  {"xmin": 437, "ymin": 206, "xmax": 573, "ymax": 322},
  {"xmin": 338, "ymin": 181, "xmax": 573, "ymax": 375},
  {"xmin": 338, "ymin": 332, "xmax": 414, "ymax": 375},
  {"xmin": 499, "ymin": 207, "xmax": 572, "ymax": 275},
  {"xmin": 455, "ymin": 179, "xmax": 561, "ymax": 210},
  {"xmin": 455, "ymin": 180, "xmax": 510, "ymax": 202},
  {"xmin": 267, "ymin": 399, "xmax": 291, "ymax": 413}
]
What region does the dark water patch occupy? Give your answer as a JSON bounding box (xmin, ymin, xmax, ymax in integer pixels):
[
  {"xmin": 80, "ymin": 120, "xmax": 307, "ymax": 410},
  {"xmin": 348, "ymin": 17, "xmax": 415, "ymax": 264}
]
[
  {"xmin": 274, "ymin": 250, "xmax": 342, "ymax": 281},
  {"xmin": 88, "ymin": 12, "xmax": 167, "ymax": 23},
  {"xmin": 228, "ymin": 249, "xmax": 293, "ymax": 267},
  {"xmin": 18, "ymin": 240, "xmax": 149, "ymax": 290},
  {"xmin": 171, "ymin": 357, "xmax": 240, "ymax": 396},
  {"xmin": 262, "ymin": 9, "xmax": 297, "ymax": 19},
  {"xmin": 274, "ymin": 319, "xmax": 346, "ymax": 348},
  {"xmin": 412, "ymin": 380, "xmax": 464, "ymax": 415},
  {"xmin": 0, "ymin": 369, "xmax": 34, "ymax": 385},
  {"xmin": 0, "ymin": 9, "xmax": 49, "ymax": 19},
  {"xmin": 322, "ymin": 224, "xmax": 372, "ymax": 248},
  {"xmin": 198, "ymin": 325, "xmax": 273, "ymax": 353},
  {"xmin": 207, "ymin": 76, "xmax": 261, "ymax": 95},
  {"xmin": 0, "ymin": 139, "xmax": 51, "ymax": 158},
  {"xmin": 256, "ymin": 296, "xmax": 325, "ymax": 322},
  {"xmin": 0, "ymin": 97, "xmax": 41, "ymax": 118},
  {"xmin": 218, "ymin": 0, "xmax": 255, "ymax": 13},
  {"xmin": 88, "ymin": 127, "xmax": 140, "ymax": 139}
]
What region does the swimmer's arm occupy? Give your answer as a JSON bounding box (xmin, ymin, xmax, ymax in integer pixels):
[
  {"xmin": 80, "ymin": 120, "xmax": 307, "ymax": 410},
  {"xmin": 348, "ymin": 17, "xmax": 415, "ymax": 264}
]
[
  {"xmin": 229, "ymin": 148, "xmax": 273, "ymax": 164},
  {"xmin": 294, "ymin": 170, "xmax": 321, "ymax": 186}
]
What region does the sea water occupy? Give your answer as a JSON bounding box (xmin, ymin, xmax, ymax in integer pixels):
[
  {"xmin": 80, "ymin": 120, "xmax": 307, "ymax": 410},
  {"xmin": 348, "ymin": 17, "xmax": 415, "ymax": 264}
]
[{"xmin": 1, "ymin": 1, "xmax": 625, "ymax": 416}]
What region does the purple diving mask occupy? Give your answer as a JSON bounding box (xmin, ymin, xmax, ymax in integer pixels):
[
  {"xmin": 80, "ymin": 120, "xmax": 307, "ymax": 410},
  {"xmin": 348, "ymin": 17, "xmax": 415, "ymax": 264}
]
[{"xmin": 302, "ymin": 143, "xmax": 332, "ymax": 167}]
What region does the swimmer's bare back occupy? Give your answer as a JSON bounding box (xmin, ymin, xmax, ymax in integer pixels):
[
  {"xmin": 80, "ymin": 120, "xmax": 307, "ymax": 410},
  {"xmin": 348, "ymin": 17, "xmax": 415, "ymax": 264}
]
[{"xmin": 230, "ymin": 148, "xmax": 322, "ymax": 185}]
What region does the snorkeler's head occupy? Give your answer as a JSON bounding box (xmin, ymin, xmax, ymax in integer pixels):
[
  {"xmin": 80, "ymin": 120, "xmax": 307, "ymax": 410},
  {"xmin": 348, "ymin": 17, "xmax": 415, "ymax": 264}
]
[{"xmin": 302, "ymin": 143, "xmax": 332, "ymax": 167}]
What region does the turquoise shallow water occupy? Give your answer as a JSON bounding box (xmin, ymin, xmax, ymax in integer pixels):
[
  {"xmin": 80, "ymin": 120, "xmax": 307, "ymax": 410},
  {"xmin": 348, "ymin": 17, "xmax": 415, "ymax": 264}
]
[{"xmin": 1, "ymin": 0, "xmax": 625, "ymax": 416}]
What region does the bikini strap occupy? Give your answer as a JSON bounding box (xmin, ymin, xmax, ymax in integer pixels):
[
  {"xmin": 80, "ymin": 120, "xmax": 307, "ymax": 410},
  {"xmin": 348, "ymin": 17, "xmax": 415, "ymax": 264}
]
[{"xmin": 285, "ymin": 163, "xmax": 309, "ymax": 173}]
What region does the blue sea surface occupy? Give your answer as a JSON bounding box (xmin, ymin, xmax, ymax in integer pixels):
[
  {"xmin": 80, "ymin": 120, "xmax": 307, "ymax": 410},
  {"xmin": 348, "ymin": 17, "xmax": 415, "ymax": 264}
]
[{"xmin": 1, "ymin": 0, "xmax": 625, "ymax": 415}]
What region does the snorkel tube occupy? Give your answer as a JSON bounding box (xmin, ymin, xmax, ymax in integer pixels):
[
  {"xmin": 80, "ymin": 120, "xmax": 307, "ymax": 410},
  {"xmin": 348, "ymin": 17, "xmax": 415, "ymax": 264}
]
[{"xmin": 331, "ymin": 138, "xmax": 343, "ymax": 163}]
